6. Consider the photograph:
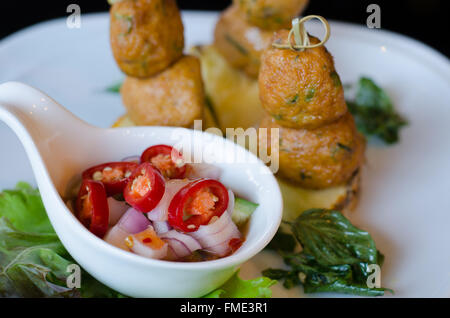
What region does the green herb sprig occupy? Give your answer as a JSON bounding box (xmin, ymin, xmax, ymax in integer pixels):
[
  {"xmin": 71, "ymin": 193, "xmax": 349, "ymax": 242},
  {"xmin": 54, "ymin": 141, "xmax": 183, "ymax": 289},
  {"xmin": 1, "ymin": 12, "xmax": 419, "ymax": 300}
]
[
  {"xmin": 346, "ymin": 77, "xmax": 407, "ymax": 144},
  {"xmin": 264, "ymin": 209, "xmax": 392, "ymax": 296},
  {"xmin": 106, "ymin": 81, "xmax": 122, "ymax": 93}
]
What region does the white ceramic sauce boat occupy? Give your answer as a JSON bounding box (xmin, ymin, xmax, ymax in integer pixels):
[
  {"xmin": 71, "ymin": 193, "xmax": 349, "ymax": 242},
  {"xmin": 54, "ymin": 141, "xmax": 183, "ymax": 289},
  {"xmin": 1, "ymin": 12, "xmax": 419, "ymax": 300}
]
[{"xmin": 0, "ymin": 81, "xmax": 282, "ymax": 297}]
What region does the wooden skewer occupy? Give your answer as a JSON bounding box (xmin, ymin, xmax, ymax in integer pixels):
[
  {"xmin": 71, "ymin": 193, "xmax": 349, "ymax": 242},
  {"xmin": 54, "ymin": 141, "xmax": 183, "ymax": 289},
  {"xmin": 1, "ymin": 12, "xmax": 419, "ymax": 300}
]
[{"xmin": 272, "ymin": 15, "xmax": 331, "ymax": 51}]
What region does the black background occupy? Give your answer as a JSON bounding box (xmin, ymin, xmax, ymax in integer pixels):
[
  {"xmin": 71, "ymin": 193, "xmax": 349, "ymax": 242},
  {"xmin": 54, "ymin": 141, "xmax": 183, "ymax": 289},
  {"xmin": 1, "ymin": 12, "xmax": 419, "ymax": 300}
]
[{"xmin": 0, "ymin": 0, "xmax": 449, "ymax": 57}]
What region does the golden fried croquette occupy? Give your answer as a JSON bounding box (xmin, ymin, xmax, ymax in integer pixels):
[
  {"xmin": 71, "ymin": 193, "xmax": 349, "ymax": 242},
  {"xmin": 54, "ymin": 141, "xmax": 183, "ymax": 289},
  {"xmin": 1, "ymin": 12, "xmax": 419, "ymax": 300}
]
[
  {"xmin": 110, "ymin": 0, "xmax": 184, "ymax": 78},
  {"xmin": 121, "ymin": 55, "xmax": 204, "ymax": 127},
  {"xmin": 259, "ymin": 112, "xmax": 365, "ymax": 189},
  {"xmin": 213, "ymin": 5, "xmax": 273, "ymax": 78},
  {"xmin": 234, "ymin": 0, "xmax": 309, "ymax": 30},
  {"xmin": 259, "ymin": 32, "xmax": 348, "ymax": 129}
]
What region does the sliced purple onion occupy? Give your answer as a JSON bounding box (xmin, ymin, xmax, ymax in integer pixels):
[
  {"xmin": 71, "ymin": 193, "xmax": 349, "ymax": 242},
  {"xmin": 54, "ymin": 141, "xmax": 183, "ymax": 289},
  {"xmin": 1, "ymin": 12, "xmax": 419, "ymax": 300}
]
[
  {"xmin": 185, "ymin": 163, "xmax": 222, "ymax": 180},
  {"xmin": 147, "ymin": 179, "xmax": 191, "ymax": 221},
  {"xmin": 164, "ymin": 238, "xmax": 189, "ymax": 260},
  {"xmin": 107, "ymin": 197, "xmax": 129, "ymax": 226},
  {"xmin": 117, "ymin": 208, "xmax": 151, "ymax": 234},
  {"xmin": 196, "ymin": 215, "xmax": 240, "ymax": 248},
  {"xmin": 189, "ymin": 208, "xmax": 231, "ymax": 239},
  {"xmin": 121, "ymin": 155, "xmax": 140, "ymax": 164},
  {"xmin": 104, "ymin": 225, "xmax": 130, "ymax": 251},
  {"xmin": 203, "ymin": 240, "xmax": 234, "ymax": 256},
  {"xmin": 189, "ymin": 212, "xmax": 241, "ymax": 256},
  {"xmin": 161, "ymin": 230, "xmax": 201, "ymax": 260},
  {"xmin": 162, "ymin": 230, "xmax": 201, "ymax": 252},
  {"xmin": 203, "ymin": 225, "xmax": 241, "ymax": 256},
  {"xmin": 153, "ymin": 221, "xmax": 172, "ymax": 234}
]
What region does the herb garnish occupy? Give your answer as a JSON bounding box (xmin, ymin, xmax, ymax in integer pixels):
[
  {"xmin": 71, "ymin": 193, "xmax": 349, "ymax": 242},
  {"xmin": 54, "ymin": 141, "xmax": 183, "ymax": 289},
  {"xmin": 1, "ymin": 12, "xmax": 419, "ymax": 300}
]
[
  {"xmin": 263, "ymin": 209, "xmax": 392, "ymax": 296},
  {"xmin": 346, "ymin": 77, "xmax": 407, "ymax": 144},
  {"xmin": 106, "ymin": 81, "xmax": 122, "ymax": 93},
  {"xmin": 266, "ymin": 230, "xmax": 297, "ymax": 252}
]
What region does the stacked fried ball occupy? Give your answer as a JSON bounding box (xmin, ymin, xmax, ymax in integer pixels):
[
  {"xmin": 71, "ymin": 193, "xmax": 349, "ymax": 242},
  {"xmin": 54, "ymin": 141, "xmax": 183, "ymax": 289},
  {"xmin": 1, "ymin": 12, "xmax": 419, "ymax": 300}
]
[
  {"xmin": 258, "ymin": 31, "xmax": 365, "ymax": 189},
  {"xmin": 110, "ymin": 0, "xmax": 204, "ymax": 127},
  {"xmin": 214, "ymin": 0, "xmax": 309, "ymax": 78}
]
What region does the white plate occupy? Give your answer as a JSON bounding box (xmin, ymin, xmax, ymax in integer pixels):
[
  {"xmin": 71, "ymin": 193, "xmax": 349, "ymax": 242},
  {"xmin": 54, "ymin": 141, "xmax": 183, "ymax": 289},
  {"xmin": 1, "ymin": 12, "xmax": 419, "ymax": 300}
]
[{"xmin": 1, "ymin": 11, "xmax": 450, "ymax": 298}]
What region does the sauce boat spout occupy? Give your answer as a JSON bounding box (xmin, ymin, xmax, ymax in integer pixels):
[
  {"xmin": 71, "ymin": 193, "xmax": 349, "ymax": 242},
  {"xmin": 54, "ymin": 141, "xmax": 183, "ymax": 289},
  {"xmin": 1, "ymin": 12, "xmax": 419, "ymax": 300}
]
[{"xmin": 0, "ymin": 81, "xmax": 96, "ymax": 194}]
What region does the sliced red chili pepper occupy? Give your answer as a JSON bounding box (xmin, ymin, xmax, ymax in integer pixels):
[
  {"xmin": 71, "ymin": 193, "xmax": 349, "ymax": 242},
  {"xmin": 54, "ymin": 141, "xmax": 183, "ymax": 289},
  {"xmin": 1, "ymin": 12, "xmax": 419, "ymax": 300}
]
[
  {"xmin": 140, "ymin": 144, "xmax": 186, "ymax": 179},
  {"xmin": 123, "ymin": 162, "xmax": 165, "ymax": 213},
  {"xmin": 229, "ymin": 238, "xmax": 243, "ymax": 254},
  {"xmin": 168, "ymin": 179, "xmax": 229, "ymax": 232},
  {"xmin": 82, "ymin": 162, "xmax": 138, "ymax": 196},
  {"xmin": 76, "ymin": 179, "xmax": 109, "ymax": 238}
]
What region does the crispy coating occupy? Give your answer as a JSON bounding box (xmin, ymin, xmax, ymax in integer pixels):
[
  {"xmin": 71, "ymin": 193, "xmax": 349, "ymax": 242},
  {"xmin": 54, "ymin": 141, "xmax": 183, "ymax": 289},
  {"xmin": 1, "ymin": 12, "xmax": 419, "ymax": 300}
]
[
  {"xmin": 259, "ymin": 112, "xmax": 365, "ymax": 189},
  {"xmin": 121, "ymin": 55, "xmax": 204, "ymax": 127},
  {"xmin": 213, "ymin": 5, "xmax": 273, "ymax": 78},
  {"xmin": 234, "ymin": 0, "xmax": 309, "ymax": 30},
  {"xmin": 110, "ymin": 0, "xmax": 184, "ymax": 78},
  {"xmin": 259, "ymin": 32, "xmax": 348, "ymax": 129}
]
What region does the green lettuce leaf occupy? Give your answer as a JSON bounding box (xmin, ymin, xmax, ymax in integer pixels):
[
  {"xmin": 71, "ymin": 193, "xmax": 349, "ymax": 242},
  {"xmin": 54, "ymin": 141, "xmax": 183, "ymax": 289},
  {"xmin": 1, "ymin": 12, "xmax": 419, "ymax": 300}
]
[
  {"xmin": 0, "ymin": 217, "xmax": 72, "ymax": 297},
  {"xmin": 0, "ymin": 183, "xmax": 124, "ymax": 297},
  {"xmin": 204, "ymin": 271, "xmax": 276, "ymax": 298},
  {"xmin": 0, "ymin": 216, "xmax": 123, "ymax": 298},
  {"xmin": 0, "ymin": 182, "xmax": 54, "ymax": 234}
]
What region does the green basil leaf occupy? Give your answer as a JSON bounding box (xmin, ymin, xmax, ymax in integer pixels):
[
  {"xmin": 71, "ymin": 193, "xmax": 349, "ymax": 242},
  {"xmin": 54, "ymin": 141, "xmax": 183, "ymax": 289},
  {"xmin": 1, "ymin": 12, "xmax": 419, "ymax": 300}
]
[
  {"xmin": 262, "ymin": 268, "xmax": 291, "ymax": 280},
  {"xmin": 347, "ymin": 77, "xmax": 407, "ymax": 144},
  {"xmin": 303, "ymin": 276, "xmax": 386, "ymax": 296},
  {"xmin": 265, "ymin": 230, "xmax": 297, "ymax": 252},
  {"xmin": 355, "ymin": 77, "xmax": 393, "ymax": 111},
  {"xmin": 106, "ymin": 81, "xmax": 122, "ymax": 93},
  {"xmin": 291, "ymin": 209, "xmax": 378, "ymax": 266},
  {"xmin": 263, "ymin": 209, "xmax": 391, "ymax": 296}
]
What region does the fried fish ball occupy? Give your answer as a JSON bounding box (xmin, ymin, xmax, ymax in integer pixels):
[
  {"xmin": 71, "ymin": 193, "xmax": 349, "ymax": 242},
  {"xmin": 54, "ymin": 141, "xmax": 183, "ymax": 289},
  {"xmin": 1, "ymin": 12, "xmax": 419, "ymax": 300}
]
[
  {"xmin": 214, "ymin": 5, "xmax": 273, "ymax": 78},
  {"xmin": 110, "ymin": 0, "xmax": 184, "ymax": 78},
  {"xmin": 121, "ymin": 55, "xmax": 204, "ymax": 127},
  {"xmin": 259, "ymin": 112, "xmax": 365, "ymax": 189},
  {"xmin": 259, "ymin": 32, "xmax": 348, "ymax": 129},
  {"xmin": 233, "ymin": 0, "xmax": 309, "ymax": 30}
]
